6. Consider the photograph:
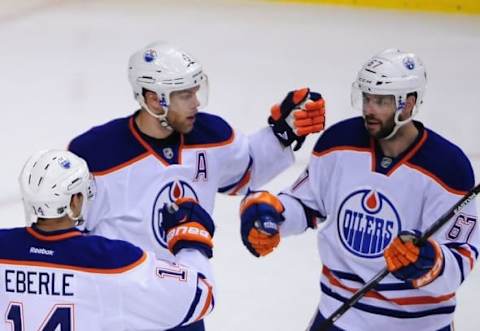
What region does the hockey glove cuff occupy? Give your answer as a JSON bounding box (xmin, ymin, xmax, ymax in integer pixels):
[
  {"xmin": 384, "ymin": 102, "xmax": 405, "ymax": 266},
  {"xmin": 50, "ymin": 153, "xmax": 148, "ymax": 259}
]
[
  {"xmin": 162, "ymin": 198, "xmax": 215, "ymax": 258},
  {"xmin": 384, "ymin": 230, "xmax": 444, "ymax": 288},
  {"xmin": 269, "ymin": 88, "xmax": 326, "ymax": 151},
  {"xmin": 240, "ymin": 191, "xmax": 285, "ymax": 257}
]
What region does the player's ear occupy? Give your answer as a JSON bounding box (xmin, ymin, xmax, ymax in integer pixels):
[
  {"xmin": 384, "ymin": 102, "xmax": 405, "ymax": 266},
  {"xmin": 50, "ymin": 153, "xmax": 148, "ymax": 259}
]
[
  {"xmin": 403, "ymin": 93, "xmax": 417, "ymax": 117},
  {"xmin": 70, "ymin": 193, "xmax": 83, "ymax": 219},
  {"xmin": 144, "ymin": 90, "xmax": 159, "ymax": 104}
]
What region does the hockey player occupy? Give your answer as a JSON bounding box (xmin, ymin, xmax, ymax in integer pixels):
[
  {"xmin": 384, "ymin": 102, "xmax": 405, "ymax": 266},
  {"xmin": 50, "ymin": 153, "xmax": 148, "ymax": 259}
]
[
  {"xmin": 0, "ymin": 149, "xmax": 216, "ymax": 330},
  {"xmin": 68, "ymin": 41, "xmax": 325, "ymax": 331},
  {"xmin": 239, "ymin": 49, "xmax": 478, "ymax": 330}
]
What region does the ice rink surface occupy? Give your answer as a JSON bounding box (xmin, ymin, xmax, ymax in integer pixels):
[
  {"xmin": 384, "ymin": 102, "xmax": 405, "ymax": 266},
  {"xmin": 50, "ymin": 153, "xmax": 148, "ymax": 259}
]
[{"xmin": 0, "ymin": 0, "xmax": 479, "ymax": 329}]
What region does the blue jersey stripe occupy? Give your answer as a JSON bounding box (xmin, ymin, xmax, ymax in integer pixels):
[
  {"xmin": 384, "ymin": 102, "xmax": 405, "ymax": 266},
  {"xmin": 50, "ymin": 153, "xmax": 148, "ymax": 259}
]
[
  {"xmin": 177, "ymin": 278, "xmax": 204, "ymax": 327},
  {"xmin": 328, "ymin": 268, "xmax": 414, "ymax": 291},
  {"xmin": 321, "ymin": 283, "xmax": 455, "ymax": 318},
  {"xmin": 449, "ymin": 250, "xmax": 466, "ymax": 283}
]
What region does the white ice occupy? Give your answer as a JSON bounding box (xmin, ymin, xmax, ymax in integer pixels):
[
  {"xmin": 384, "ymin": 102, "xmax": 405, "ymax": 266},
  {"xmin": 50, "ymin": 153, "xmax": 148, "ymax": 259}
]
[{"xmin": 0, "ymin": 0, "xmax": 479, "ymax": 330}]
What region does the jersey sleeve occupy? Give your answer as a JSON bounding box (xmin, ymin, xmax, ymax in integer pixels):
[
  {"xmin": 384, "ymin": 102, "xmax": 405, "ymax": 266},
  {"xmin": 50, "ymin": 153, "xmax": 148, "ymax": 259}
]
[
  {"xmin": 278, "ymin": 155, "xmax": 328, "ymax": 237},
  {"xmin": 118, "ymin": 250, "xmax": 215, "ymax": 329},
  {"xmin": 417, "ymin": 175, "xmax": 478, "ymax": 296},
  {"xmin": 217, "ymin": 127, "xmax": 294, "ymax": 195}
]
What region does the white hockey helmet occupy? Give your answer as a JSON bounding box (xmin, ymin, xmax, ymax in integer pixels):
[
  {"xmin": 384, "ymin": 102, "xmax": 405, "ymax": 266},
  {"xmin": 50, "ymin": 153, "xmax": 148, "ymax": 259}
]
[
  {"xmin": 128, "ymin": 41, "xmax": 208, "ymax": 127},
  {"xmin": 19, "ymin": 150, "xmax": 94, "ymax": 226},
  {"xmin": 351, "ymin": 49, "xmax": 427, "ymax": 139}
]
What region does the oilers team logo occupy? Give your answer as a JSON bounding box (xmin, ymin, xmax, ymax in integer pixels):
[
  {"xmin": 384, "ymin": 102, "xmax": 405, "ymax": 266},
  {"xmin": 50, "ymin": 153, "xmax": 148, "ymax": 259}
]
[
  {"xmin": 144, "ymin": 49, "xmax": 157, "ymax": 63},
  {"xmin": 337, "ymin": 189, "xmax": 401, "ymax": 258},
  {"xmin": 403, "ymin": 57, "xmax": 415, "ymax": 70},
  {"xmin": 57, "ymin": 156, "xmax": 71, "ymax": 169},
  {"xmin": 151, "ymin": 180, "xmax": 198, "ymax": 248}
]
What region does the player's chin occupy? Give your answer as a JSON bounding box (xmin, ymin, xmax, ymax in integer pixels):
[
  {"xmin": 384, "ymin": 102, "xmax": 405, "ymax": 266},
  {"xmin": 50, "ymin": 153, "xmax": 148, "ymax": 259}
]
[
  {"xmin": 177, "ymin": 122, "xmax": 195, "ymax": 134},
  {"xmin": 365, "ymin": 124, "xmax": 379, "ymax": 137}
]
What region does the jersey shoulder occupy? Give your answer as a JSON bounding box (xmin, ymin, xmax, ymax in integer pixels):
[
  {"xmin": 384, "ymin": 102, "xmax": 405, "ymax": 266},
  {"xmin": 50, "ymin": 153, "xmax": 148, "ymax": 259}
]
[
  {"xmin": 410, "ymin": 127, "xmax": 474, "ymax": 192},
  {"xmin": 183, "ymin": 112, "xmax": 233, "ymax": 147},
  {"xmin": 68, "ymin": 115, "xmax": 147, "ymax": 173},
  {"xmin": 0, "ymin": 227, "xmax": 145, "ymax": 273},
  {"xmin": 313, "ymin": 117, "xmax": 370, "ymax": 154}
]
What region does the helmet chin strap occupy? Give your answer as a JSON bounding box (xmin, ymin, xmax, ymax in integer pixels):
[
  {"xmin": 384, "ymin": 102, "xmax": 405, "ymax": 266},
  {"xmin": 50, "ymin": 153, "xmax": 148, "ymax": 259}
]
[
  {"xmin": 137, "ymin": 97, "xmax": 173, "ymax": 131},
  {"xmin": 381, "ymin": 106, "xmax": 418, "ymax": 140}
]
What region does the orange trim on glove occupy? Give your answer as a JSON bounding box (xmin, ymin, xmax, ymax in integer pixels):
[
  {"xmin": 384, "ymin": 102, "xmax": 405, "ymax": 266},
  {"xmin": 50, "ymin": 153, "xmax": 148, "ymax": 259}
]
[
  {"xmin": 240, "ymin": 191, "xmax": 284, "ymax": 214},
  {"xmin": 247, "ymin": 229, "xmax": 280, "ymax": 257},
  {"xmin": 384, "ymin": 237, "xmax": 443, "ymax": 288},
  {"xmin": 167, "ymin": 222, "xmax": 213, "ymax": 253},
  {"xmin": 412, "ymin": 240, "xmax": 443, "ymax": 288}
]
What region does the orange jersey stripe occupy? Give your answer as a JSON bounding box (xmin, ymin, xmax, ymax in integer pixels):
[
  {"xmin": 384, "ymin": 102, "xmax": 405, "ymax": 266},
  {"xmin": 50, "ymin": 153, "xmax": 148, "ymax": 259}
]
[
  {"xmin": 312, "ymin": 146, "xmax": 372, "ymax": 158},
  {"xmin": 322, "ymin": 267, "xmax": 455, "ymax": 305},
  {"xmin": 386, "ymin": 130, "xmax": 428, "ymax": 176},
  {"xmin": 454, "ymin": 247, "xmax": 474, "ymax": 270},
  {"xmin": 92, "ymin": 151, "xmax": 150, "ymax": 176},
  {"xmin": 404, "ymin": 162, "xmax": 468, "ymax": 196},
  {"xmin": 229, "ymin": 170, "xmax": 252, "ymax": 196},
  {"xmin": 195, "ymin": 278, "xmax": 213, "ymax": 321},
  {"xmin": 128, "ymin": 117, "xmax": 172, "ymax": 167},
  {"xmin": 0, "ymin": 252, "xmax": 147, "ymax": 275},
  {"xmin": 26, "ymin": 227, "xmax": 83, "ymax": 241},
  {"xmin": 183, "ymin": 130, "xmax": 235, "ymax": 149}
]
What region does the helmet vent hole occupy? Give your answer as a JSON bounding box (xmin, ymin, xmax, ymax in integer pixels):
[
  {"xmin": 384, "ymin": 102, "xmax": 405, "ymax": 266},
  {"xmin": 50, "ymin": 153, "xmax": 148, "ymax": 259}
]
[
  {"xmin": 38, "ymin": 177, "xmax": 44, "ymax": 186},
  {"xmin": 44, "ymin": 164, "xmax": 50, "ymax": 170},
  {"xmin": 28, "ymin": 174, "xmax": 32, "ymax": 184}
]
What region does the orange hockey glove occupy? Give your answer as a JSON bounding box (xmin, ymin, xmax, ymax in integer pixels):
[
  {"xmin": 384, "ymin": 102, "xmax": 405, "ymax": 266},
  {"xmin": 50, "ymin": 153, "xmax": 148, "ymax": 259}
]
[
  {"xmin": 384, "ymin": 230, "xmax": 444, "ymax": 288},
  {"xmin": 240, "ymin": 191, "xmax": 285, "ymax": 257},
  {"xmin": 269, "ymin": 88, "xmax": 326, "ymax": 151},
  {"xmin": 162, "ymin": 198, "xmax": 215, "ymax": 258}
]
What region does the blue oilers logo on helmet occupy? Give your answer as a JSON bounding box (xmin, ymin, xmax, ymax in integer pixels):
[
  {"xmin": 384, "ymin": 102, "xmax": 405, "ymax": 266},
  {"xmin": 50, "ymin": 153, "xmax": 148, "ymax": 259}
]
[
  {"xmin": 151, "ymin": 180, "xmax": 198, "ymax": 248},
  {"xmin": 144, "ymin": 49, "xmax": 157, "ymax": 63},
  {"xmin": 57, "ymin": 157, "xmax": 71, "ymax": 169},
  {"xmin": 403, "ymin": 57, "xmax": 415, "ymax": 70},
  {"xmin": 337, "ymin": 189, "xmax": 401, "ymax": 258}
]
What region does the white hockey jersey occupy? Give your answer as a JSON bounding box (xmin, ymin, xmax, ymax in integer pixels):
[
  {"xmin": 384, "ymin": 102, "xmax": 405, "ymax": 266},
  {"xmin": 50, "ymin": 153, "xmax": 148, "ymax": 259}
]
[
  {"xmin": 69, "ymin": 111, "xmax": 293, "ymax": 261},
  {"xmin": 279, "ymin": 117, "xmax": 478, "ymax": 330},
  {"xmin": 0, "ymin": 225, "xmax": 214, "ymax": 330}
]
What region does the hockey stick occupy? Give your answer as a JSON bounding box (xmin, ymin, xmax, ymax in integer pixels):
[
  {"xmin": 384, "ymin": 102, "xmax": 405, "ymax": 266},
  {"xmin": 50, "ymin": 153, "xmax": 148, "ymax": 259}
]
[{"xmin": 316, "ymin": 182, "xmax": 480, "ymax": 331}]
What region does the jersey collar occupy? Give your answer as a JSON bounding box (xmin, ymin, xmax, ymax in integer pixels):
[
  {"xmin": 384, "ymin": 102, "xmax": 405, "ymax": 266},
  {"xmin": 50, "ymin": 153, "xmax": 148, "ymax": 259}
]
[{"xmin": 26, "ymin": 224, "xmax": 83, "ymax": 242}]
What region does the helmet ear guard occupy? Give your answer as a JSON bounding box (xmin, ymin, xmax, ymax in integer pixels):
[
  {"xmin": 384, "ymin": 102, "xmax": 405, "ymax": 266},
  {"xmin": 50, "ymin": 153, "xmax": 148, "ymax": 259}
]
[
  {"xmin": 18, "ymin": 150, "xmax": 94, "ymax": 226},
  {"xmin": 351, "ymin": 49, "xmax": 427, "ymax": 139},
  {"xmin": 127, "ymin": 41, "xmax": 209, "ymax": 127}
]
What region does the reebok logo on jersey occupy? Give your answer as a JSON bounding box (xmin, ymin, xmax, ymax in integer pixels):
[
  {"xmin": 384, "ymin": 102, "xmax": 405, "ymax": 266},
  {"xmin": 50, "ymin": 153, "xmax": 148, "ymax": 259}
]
[
  {"xmin": 337, "ymin": 189, "xmax": 401, "ymax": 258},
  {"xmin": 29, "ymin": 246, "xmax": 55, "ymax": 256}
]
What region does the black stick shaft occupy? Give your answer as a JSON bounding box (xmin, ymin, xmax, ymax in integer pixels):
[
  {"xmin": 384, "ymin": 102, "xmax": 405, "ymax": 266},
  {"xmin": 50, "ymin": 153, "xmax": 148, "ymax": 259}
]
[{"xmin": 316, "ymin": 183, "xmax": 480, "ymax": 331}]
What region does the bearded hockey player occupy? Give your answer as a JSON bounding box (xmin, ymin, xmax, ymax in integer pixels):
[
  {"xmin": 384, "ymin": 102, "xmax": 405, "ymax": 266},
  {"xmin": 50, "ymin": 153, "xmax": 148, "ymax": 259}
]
[{"xmin": 239, "ymin": 49, "xmax": 478, "ymax": 331}]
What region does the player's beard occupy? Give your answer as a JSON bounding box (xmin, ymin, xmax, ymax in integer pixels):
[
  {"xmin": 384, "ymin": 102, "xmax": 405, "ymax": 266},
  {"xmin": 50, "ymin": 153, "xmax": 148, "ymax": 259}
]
[
  {"xmin": 364, "ymin": 114, "xmax": 395, "ymax": 139},
  {"xmin": 169, "ymin": 117, "xmax": 196, "ymax": 134}
]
